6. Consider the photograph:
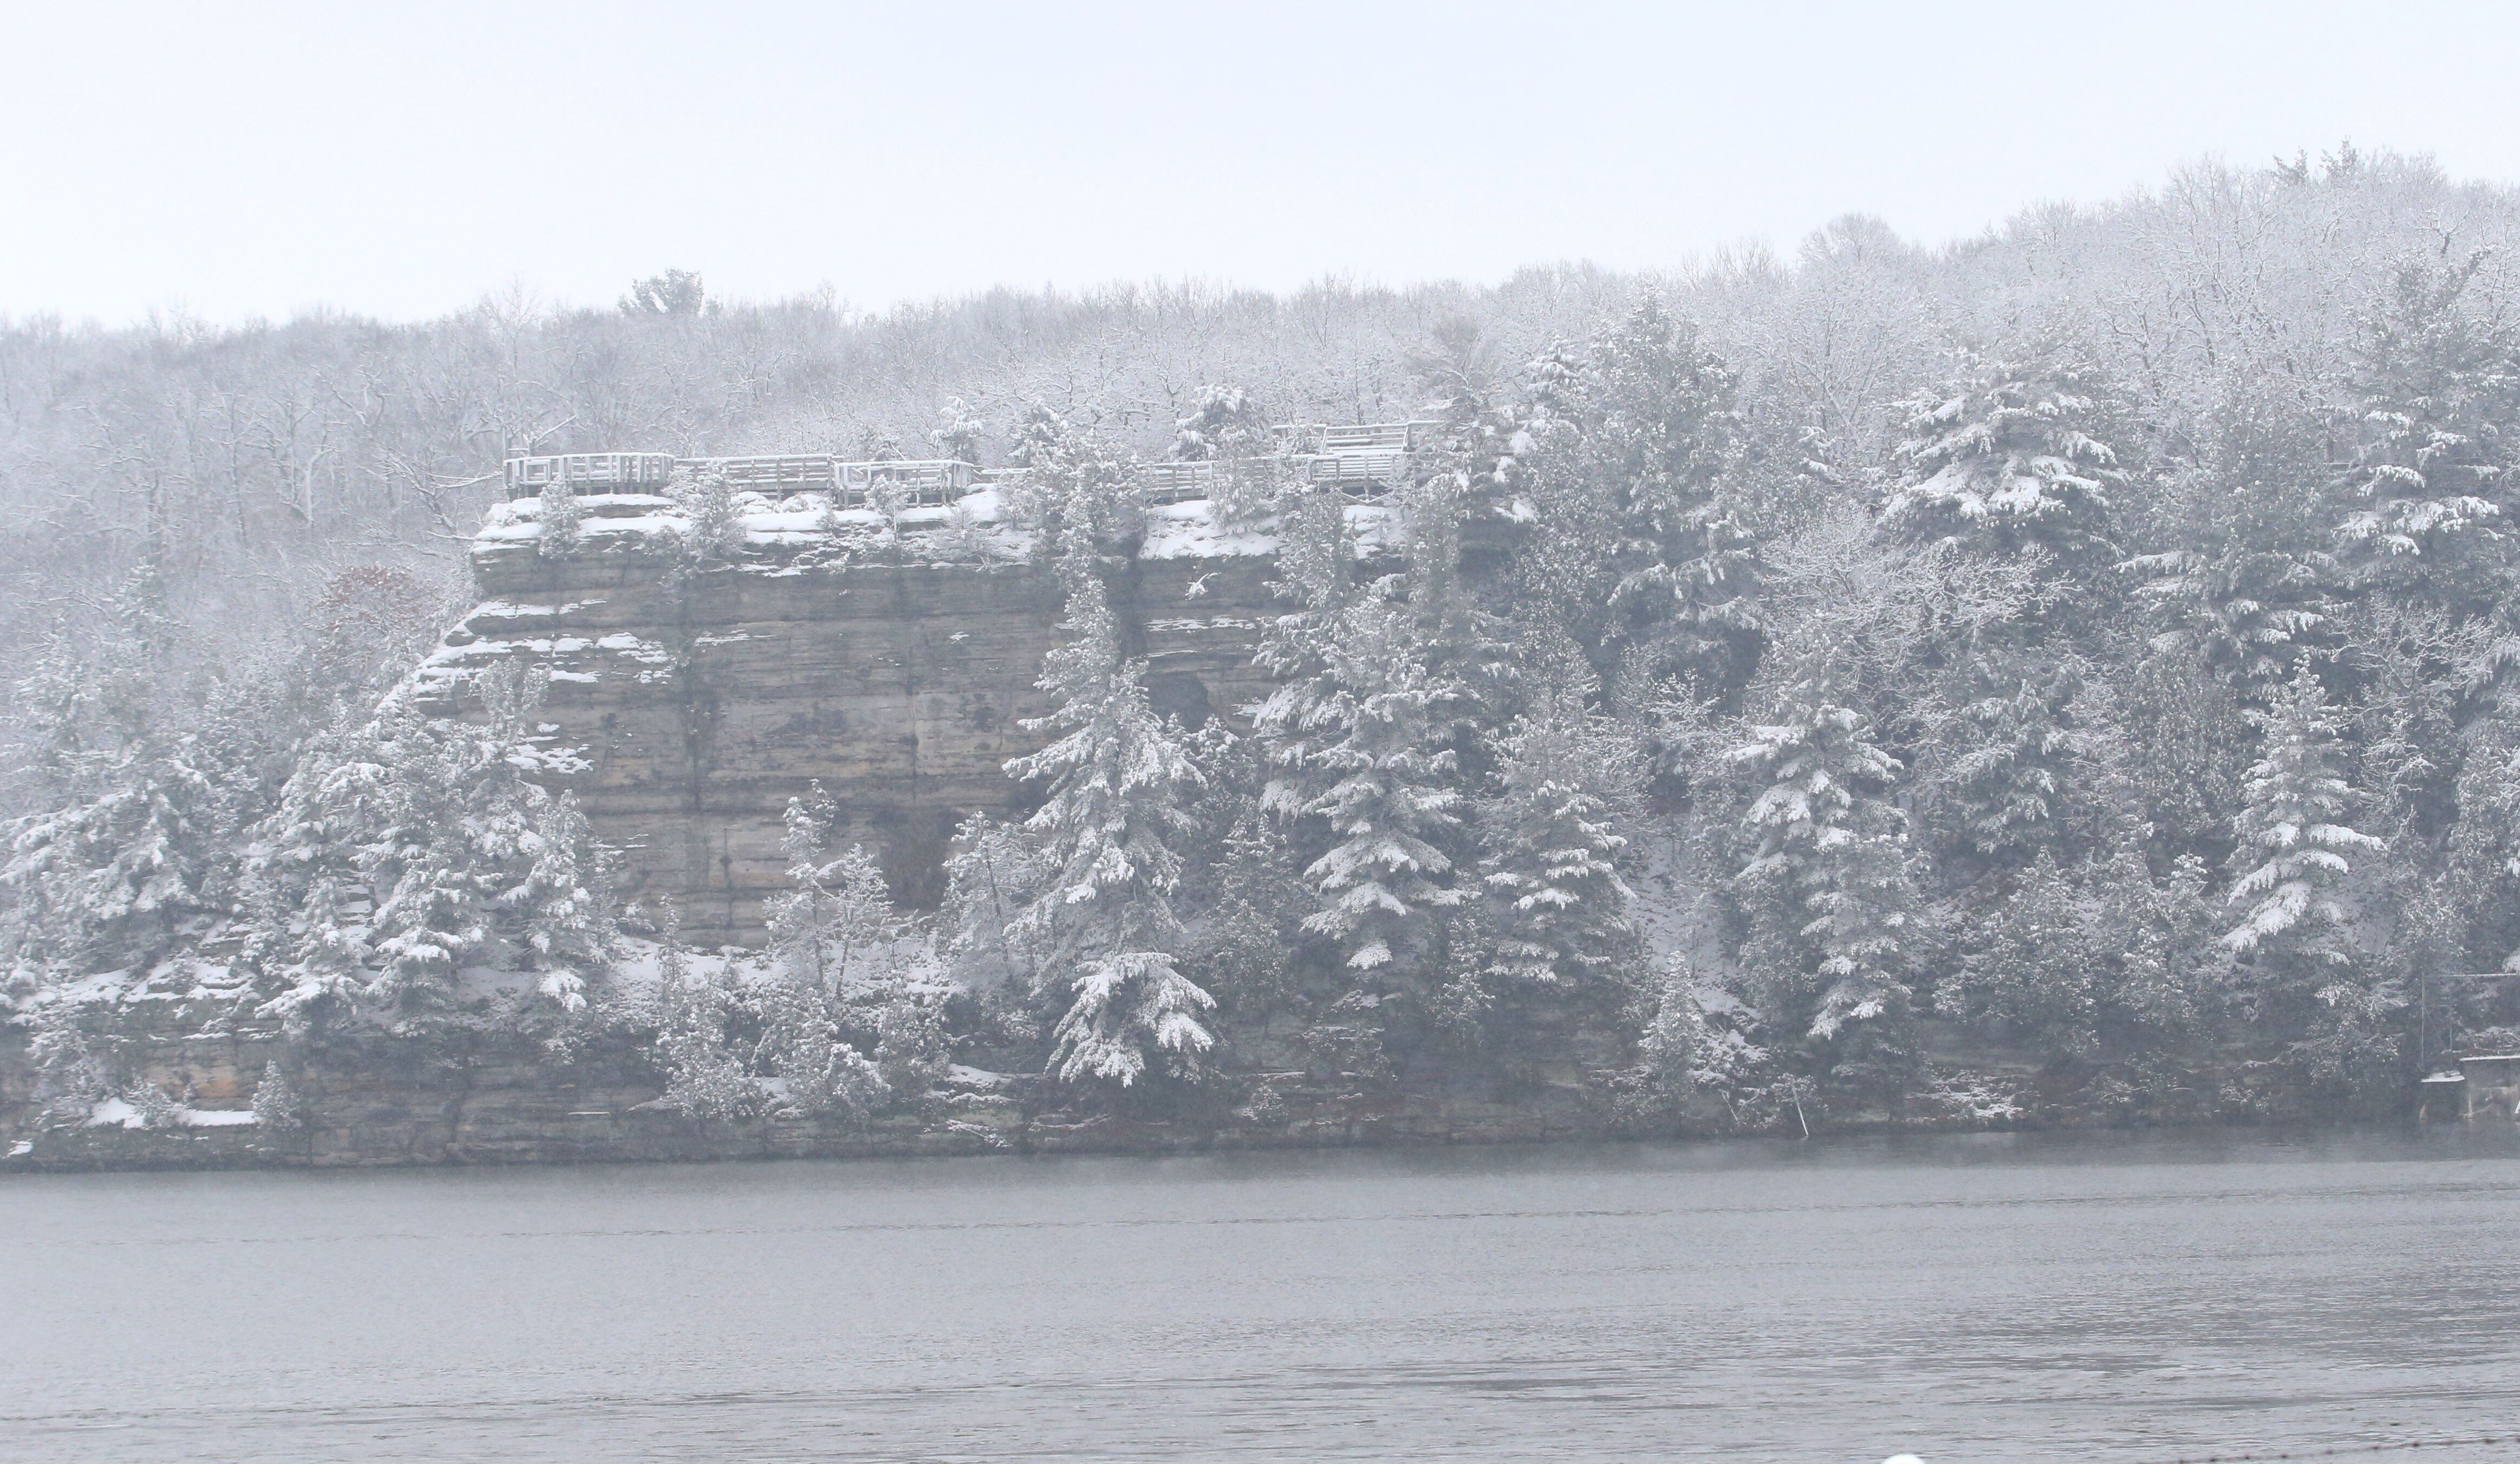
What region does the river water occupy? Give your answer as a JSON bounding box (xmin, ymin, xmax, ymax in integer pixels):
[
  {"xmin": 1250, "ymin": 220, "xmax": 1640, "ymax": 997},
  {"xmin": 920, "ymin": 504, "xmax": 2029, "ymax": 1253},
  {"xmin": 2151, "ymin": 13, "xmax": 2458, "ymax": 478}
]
[{"xmin": 4, "ymin": 1129, "xmax": 2516, "ymax": 1462}]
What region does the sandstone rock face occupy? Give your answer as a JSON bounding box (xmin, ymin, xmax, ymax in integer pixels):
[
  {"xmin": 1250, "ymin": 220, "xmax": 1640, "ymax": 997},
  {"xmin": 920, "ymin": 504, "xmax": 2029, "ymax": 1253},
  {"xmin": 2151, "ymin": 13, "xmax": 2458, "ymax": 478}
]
[{"xmin": 427, "ymin": 494, "xmax": 1286, "ymax": 945}]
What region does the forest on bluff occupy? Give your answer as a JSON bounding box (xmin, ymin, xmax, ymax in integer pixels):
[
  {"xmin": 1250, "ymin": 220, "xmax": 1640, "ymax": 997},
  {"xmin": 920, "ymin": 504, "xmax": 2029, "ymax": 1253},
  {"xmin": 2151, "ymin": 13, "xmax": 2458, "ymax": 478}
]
[{"xmin": 9, "ymin": 147, "xmax": 2520, "ymax": 1130}]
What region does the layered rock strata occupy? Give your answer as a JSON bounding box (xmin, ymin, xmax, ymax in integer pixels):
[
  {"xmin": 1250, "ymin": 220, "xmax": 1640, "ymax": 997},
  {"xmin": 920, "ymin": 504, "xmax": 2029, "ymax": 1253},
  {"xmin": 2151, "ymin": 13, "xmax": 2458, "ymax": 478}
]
[{"xmin": 423, "ymin": 490, "xmax": 1301, "ymax": 944}]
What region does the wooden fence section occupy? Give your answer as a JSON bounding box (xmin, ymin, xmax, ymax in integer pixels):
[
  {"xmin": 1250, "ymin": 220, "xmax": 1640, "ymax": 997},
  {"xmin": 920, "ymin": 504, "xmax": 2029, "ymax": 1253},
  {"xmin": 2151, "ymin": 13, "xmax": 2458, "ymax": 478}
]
[
  {"xmin": 834, "ymin": 459, "xmax": 978, "ymax": 508},
  {"xmin": 505, "ymin": 454, "xmax": 980, "ymax": 504},
  {"xmin": 504, "ymin": 425, "xmax": 1431, "ymax": 507},
  {"xmin": 1141, "ymin": 461, "xmax": 1217, "ymax": 505},
  {"xmin": 1273, "ymin": 420, "xmax": 1434, "ymax": 455},
  {"xmin": 1297, "ymin": 447, "xmax": 1413, "ymax": 497},
  {"xmin": 503, "ymin": 453, "xmax": 678, "ymax": 497},
  {"xmin": 696, "ymin": 454, "xmax": 840, "ymax": 490}
]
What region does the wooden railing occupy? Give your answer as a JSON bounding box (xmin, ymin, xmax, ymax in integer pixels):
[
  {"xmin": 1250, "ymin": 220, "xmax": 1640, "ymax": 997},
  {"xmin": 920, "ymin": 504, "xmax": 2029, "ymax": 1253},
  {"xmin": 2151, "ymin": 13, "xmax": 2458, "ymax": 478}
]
[
  {"xmin": 504, "ymin": 427, "xmax": 1430, "ymax": 510},
  {"xmin": 1271, "ymin": 420, "xmax": 1434, "ymax": 455},
  {"xmin": 1296, "ymin": 447, "xmax": 1413, "ymax": 497},
  {"xmin": 695, "ymin": 454, "xmax": 839, "ymax": 490},
  {"xmin": 505, "ymin": 453, "xmax": 978, "ymax": 505},
  {"xmin": 504, "ymin": 453, "xmax": 678, "ymax": 496},
  {"xmin": 1140, "ymin": 461, "xmax": 1217, "ymax": 505}
]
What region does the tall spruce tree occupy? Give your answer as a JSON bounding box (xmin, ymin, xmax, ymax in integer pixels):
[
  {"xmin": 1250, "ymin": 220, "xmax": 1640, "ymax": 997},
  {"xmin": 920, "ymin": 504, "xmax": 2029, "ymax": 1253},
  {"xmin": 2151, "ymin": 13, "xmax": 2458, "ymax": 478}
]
[
  {"xmin": 1479, "ymin": 705, "xmax": 1642, "ymax": 986},
  {"xmin": 1280, "ymin": 588, "xmax": 1470, "ymax": 981},
  {"xmin": 2221, "ymin": 661, "xmax": 2386, "ymax": 971},
  {"xmin": 1727, "ymin": 654, "xmax": 1918, "ymax": 1043},
  {"xmin": 1006, "ymin": 546, "xmax": 1213, "ymax": 1088},
  {"xmin": 2333, "ymin": 255, "xmax": 2520, "ymax": 610},
  {"xmin": 1586, "ymin": 295, "xmax": 1762, "ymax": 695},
  {"xmin": 1941, "ymin": 656, "xmax": 2095, "ymax": 861}
]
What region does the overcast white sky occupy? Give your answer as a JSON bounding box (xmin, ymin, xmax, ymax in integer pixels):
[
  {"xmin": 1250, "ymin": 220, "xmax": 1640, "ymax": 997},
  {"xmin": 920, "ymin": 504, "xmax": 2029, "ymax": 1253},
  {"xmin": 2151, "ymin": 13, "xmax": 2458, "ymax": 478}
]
[{"xmin": 5, "ymin": 1, "xmax": 2514, "ymax": 327}]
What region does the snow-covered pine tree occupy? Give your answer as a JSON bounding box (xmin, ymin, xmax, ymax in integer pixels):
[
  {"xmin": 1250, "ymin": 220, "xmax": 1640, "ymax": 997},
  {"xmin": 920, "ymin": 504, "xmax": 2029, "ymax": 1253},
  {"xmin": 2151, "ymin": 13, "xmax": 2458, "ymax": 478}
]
[
  {"xmin": 1939, "ymin": 655, "xmax": 2095, "ymax": 861},
  {"xmin": 4, "ymin": 733, "xmax": 234, "ymax": 973},
  {"xmin": 362, "ymin": 669, "xmax": 575, "ymax": 1016},
  {"xmin": 1726, "ymin": 654, "xmax": 1918, "ymax": 1043},
  {"xmin": 2130, "ymin": 546, "xmax": 2334, "ymax": 702},
  {"xmin": 1003, "ymin": 401, "xmax": 1067, "ymax": 468},
  {"xmin": 1399, "ymin": 323, "xmax": 1523, "ymax": 751},
  {"xmin": 2106, "ymin": 849, "xmax": 2225, "ymax": 1041},
  {"xmin": 669, "ymin": 463, "xmax": 744, "ymax": 568},
  {"xmin": 1410, "ymin": 316, "xmax": 1521, "ymax": 525},
  {"xmin": 1000, "ymin": 408, "xmax": 1144, "ymax": 557},
  {"xmin": 239, "ymin": 710, "xmax": 399, "ymax": 1019},
  {"xmin": 764, "ymin": 782, "xmax": 899, "ymax": 996},
  {"xmin": 928, "ymin": 397, "xmax": 987, "ymax": 465},
  {"xmin": 1171, "ymin": 383, "xmax": 1283, "ymax": 529},
  {"xmin": 0, "ymin": 557, "xmax": 282, "ymax": 978},
  {"xmin": 2221, "ymin": 661, "xmax": 2386, "ymax": 971},
  {"xmin": 1585, "ymin": 294, "xmax": 1762, "ymax": 695},
  {"xmin": 1281, "ymin": 587, "xmax": 1471, "ymax": 981},
  {"xmin": 1479, "ymin": 705, "xmax": 1642, "ymax": 986},
  {"xmin": 2333, "ymin": 255, "xmax": 2520, "ymax": 610},
  {"xmin": 1937, "ymin": 851, "xmax": 2102, "ymax": 1058},
  {"xmin": 754, "ymin": 780, "xmax": 943, "ymax": 1105},
  {"xmin": 1253, "ymin": 489, "xmax": 1364, "ymax": 821},
  {"xmin": 537, "ymin": 473, "xmax": 583, "ymax": 556},
  {"xmin": 1005, "ymin": 547, "xmax": 1213, "ymax": 1088},
  {"xmin": 650, "ymin": 902, "xmax": 766, "ymax": 1121},
  {"xmin": 1171, "ymin": 384, "xmax": 1268, "ymax": 461},
  {"xmin": 938, "ymin": 810, "xmax": 1049, "ymax": 993},
  {"xmin": 2127, "ymin": 388, "xmax": 2338, "ymax": 703},
  {"xmin": 506, "ymin": 792, "xmax": 614, "ymax": 1014},
  {"xmin": 247, "ymin": 663, "xmax": 618, "ymax": 1027},
  {"xmin": 1884, "ymin": 349, "xmax": 2124, "ymax": 574}
]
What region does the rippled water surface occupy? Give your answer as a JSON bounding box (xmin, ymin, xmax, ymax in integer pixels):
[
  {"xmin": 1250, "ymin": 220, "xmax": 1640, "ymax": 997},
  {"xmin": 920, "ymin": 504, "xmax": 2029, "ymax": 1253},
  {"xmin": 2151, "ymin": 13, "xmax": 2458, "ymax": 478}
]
[{"xmin": 5, "ymin": 1130, "xmax": 2518, "ymax": 1462}]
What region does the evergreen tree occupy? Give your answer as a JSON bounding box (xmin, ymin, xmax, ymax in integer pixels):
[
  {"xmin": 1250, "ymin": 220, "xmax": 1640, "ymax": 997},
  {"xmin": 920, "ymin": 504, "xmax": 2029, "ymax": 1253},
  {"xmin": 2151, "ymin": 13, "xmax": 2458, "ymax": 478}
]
[
  {"xmin": 2106, "ymin": 849, "xmax": 2226, "ymax": 1041},
  {"xmin": 1402, "ymin": 321, "xmax": 1523, "ymax": 733},
  {"xmin": 1171, "ymin": 383, "xmax": 1283, "ymax": 528},
  {"xmin": 537, "ymin": 474, "xmax": 583, "ymax": 555},
  {"xmin": 2221, "ymin": 661, "xmax": 2386, "ymax": 970},
  {"xmin": 1939, "ymin": 655, "xmax": 2097, "ymax": 861},
  {"xmin": 938, "ymin": 810, "xmax": 1049, "ymax": 995},
  {"xmin": 3, "ymin": 561, "xmax": 257, "ymax": 974},
  {"xmin": 1938, "ymin": 852, "xmax": 2103, "ymax": 1058},
  {"xmin": 1884, "ymin": 349, "xmax": 2124, "ymax": 574},
  {"xmin": 2128, "ymin": 389, "xmax": 2338, "ymax": 703},
  {"xmin": 1409, "ymin": 317, "xmax": 1522, "ymax": 524},
  {"xmin": 1171, "ymin": 384, "xmax": 1269, "ymax": 461},
  {"xmin": 2130, "ymin": 545, "xmax": 2334, "ymax": 702},
  {"xmin": 650, "ymin": 903, "xmax": 767, "ymax": 1121},
  {"xmin": 1006, "ymin": 552, "xmax": 1213, "ymax": 1088},
  {"xmin": 4, "ymin": 734, "xmax": 234, "ymax": 972},
  {"xmin": 928, "ymin": 397, "xmax": 986, "ymax": 464},
  {"xmin": 244, "ymin": 664, "xmax": 618, "ymax": 1026},
  {"xmin": 1478, "ymin": 706, "xmax": 1642, "ymax": 986},
  {"xmin": 2333, "ymin": 256, "xmax": 2520, "ymax": 609},
  {"xmin": 1280, "ymin": 589, "xmax": 1470, "ymax": 981},
  {"xmin": 1001, "ymin": 408, "xmax": 1144, "ymax": 555},
  {"xmin": 1585, "ymin": 295, "xmax": 1762, "ymax": 694},
  {"xmin": 1726, "ymin": 655, "xmax": 1918, "ymax": 1043},
  {"xmin": 764, "ymin": 782, "xmax": 900, "ymax": 996},
  {"xmin": 507, "ymin": 793, "xmax": 614, "ymax": 1014},
  {"xmin": 754, "ymin": 782, "xmax": 940, "ymax": 1106},
  {"xmin": 669, "ymin": 463, "xmax": 743, "ymax": 567},
  {"xmin": 1253, "ymin": 491, "xmax": 1364, "ymax": 819}
]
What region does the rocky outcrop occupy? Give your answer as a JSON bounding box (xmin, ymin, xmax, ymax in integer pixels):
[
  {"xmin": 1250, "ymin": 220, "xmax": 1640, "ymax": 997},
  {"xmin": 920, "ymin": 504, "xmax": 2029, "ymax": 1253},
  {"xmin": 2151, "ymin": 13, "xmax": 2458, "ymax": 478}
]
[
  {"xmin": 0, "ymin": 995, "xmax": 1626, "ymax": 1172},
  {"xmin": 426, "ymin": 492, "xmax": 1290, "ymax": 944}
]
